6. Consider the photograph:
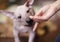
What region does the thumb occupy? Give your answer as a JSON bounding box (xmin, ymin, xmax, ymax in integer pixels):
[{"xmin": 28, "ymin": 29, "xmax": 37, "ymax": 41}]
[
  {"xmin": 29, "ymin": 16, "xmax": 40, "ymax": 20},
  {"xmin": 29, "ymin": 16, "xmax": 34, "ymax": 19}
]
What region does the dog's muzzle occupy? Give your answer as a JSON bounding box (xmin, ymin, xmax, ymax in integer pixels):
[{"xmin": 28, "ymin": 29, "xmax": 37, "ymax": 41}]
[
  {"xmin": 18, "ymin": 16, "xmax": 21, "ymax": 18},
  {"xmin": 26, "ymin": 18, "xmax": 34, "ymax": 26}
]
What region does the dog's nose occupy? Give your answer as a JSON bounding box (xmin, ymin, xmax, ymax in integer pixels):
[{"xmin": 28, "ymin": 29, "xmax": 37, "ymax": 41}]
[
  {"xmin": 26, "ymin": 18, "xmax": 34, "ymax": 24},
  {"xmin": 18, "ymin": 16, "xmax": 21, "ymax": 18}
]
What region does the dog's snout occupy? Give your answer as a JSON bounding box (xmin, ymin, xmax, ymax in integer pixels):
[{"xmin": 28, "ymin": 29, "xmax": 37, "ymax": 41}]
[
  {"xmin": 26, "ymin": 18, "xmax": 33, "ymax": 24},
  {"xmin": 18, "ymin": 16, "xmax": 21, "ymax": 18}
]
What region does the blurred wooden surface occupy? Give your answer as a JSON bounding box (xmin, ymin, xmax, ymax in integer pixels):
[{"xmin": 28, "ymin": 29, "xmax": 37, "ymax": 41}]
[{"xmin": 0, "ymin": 0, "xmax": 8, "ymax": 9}]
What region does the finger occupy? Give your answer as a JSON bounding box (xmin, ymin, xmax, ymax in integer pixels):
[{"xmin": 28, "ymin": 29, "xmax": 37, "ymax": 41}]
[
  {"xmin": 30, "ymin": 5, "xmax": 50, "ymax": 19},
  {"xmin": 42, "ymin": 6, "xmax": 57, "ymax": 19},
  {"xmin": 35, "ymin": 5, "xmax": 50, "ymax": 16},
  {"xmin": 29, "ymin": 16, "xmax": 34, "ymax": 19},
  {"xmin": 29, "ymin": 16, "xmax": 41, "ymax": 22},
  {"xmin": 33, "ymin": 22, "xmax": 38, "ymax": 31}
]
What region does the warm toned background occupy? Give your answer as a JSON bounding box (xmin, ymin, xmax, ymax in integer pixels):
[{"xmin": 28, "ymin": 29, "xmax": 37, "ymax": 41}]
[{"xmin": 0, "ymin": 0, "xmax": 60, "ymax": 42}]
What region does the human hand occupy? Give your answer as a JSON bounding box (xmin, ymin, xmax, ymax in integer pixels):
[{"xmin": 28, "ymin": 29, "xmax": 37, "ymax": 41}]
[{"xmin": 30, "ymin": 1, "xmax": 60, "ymax": 22}]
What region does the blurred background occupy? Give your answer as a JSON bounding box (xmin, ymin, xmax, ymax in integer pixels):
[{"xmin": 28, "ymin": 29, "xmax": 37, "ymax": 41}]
[{"xmin": 0, "ymin": 0, "xmax": 60, "ymax": 42}]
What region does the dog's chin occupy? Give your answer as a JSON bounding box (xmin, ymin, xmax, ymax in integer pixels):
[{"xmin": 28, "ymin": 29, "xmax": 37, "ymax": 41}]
[
  {"xmin": 25, "ymin": 24, "xmax": 33, "ymax": 27},
  {"xmin": 25, "ymin": 22, "xmax": 35, "ymax": 27}
]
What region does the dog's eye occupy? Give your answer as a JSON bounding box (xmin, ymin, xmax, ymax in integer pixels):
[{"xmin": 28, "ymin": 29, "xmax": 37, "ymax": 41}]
[{"xmin": 27, "ymin": 10, "xmax": 29, "ymax": 13}]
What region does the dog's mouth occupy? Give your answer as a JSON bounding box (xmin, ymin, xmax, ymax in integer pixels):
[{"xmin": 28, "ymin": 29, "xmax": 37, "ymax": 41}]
[
  {"xmin": 25, "ymin": 22, "xmax": 35, "ymax": 27},
  {"xmin": 25, "ymin": 24, "xmax": 32, "ymax": 27}
]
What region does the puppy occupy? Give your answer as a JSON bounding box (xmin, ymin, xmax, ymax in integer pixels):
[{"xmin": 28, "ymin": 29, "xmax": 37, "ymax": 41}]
[{"xmin": 0, "ymin": 0, "xmax": 35, "ymax": 42}]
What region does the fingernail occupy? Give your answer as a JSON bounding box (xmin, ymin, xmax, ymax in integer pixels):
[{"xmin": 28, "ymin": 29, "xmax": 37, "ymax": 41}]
[{"xmin": 29, "ymin": 16, "xmax": 33, "ymax": 19}]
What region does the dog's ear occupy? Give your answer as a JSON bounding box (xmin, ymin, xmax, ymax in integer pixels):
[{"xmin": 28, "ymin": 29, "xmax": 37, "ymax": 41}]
[{"xmin": 24, "ymin": 0, "xmax": 34, "ymax": 7}]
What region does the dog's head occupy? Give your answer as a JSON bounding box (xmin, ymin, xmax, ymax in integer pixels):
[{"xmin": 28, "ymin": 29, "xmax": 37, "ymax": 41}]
[{"xmin": 14, "ymin": 0, "xmax": 35, "ymax": 26}]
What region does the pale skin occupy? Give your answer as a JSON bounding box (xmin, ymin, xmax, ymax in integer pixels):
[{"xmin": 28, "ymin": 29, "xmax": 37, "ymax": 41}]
[
  {"xmin": 30, "ymin": 0, "xmax": 60, "ymax": 22},
  {"xmin": 30, "ymin": 0, "xmax": 60, "ymax": 31}
]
